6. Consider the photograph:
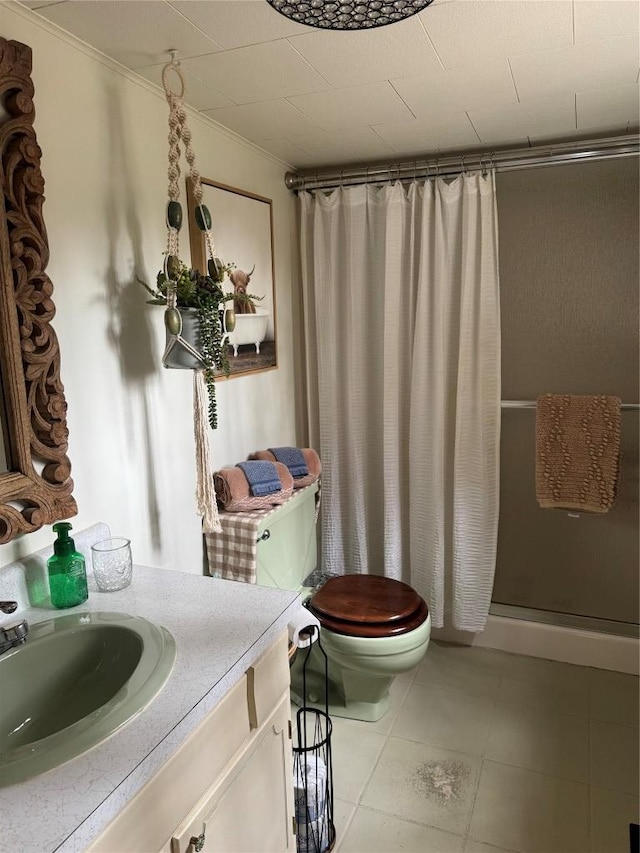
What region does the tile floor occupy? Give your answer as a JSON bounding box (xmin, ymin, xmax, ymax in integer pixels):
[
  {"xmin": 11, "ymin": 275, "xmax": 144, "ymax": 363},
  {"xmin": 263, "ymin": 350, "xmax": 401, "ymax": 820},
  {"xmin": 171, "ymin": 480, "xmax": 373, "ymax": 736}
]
[{"xmin": 303, "ymin": 641, "xmax": 640, "ymax": 853}]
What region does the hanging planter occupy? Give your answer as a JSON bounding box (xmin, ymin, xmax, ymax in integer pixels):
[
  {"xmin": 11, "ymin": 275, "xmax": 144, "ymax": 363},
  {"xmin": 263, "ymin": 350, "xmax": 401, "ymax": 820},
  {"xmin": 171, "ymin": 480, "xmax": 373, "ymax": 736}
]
[
  {"xmin": 139, "ymin": 56, "xmax": 257, "ymax": 431},
  {"xmin": 141, "ymin": 248, "xmax": 241, "ymax": 430},
  {"xmin": 138, "ymin": 54, "xmax": 264, "ymax": 534},
  {"xmin": 141, "ymin": 254, "xmax": 261, "ymax": 427},
  {"xmin": 163, "ymin": 307, "xmax": 201, "ymax": 371},
  {"xmin": 137, "ymin": 54, "xmax": 255, "ymax": 534}
]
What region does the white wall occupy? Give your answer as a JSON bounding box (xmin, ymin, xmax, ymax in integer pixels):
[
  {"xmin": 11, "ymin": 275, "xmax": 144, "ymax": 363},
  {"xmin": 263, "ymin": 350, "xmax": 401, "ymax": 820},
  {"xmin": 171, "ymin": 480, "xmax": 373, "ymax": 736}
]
[{"xmin": 0, "ymin": 3, "xmax": 301, "ymax": 574}]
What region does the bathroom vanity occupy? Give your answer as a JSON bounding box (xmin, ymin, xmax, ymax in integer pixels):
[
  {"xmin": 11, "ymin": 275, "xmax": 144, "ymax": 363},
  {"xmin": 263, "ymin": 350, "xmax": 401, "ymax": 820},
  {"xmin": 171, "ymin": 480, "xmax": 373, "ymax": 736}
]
[
  {"xmin": 1, "ymin": 560, "xmax": 300, "ymax": 853},
  {"xmin": 89, "ymin": 632, "xmax": 295, "ymax": 853}
]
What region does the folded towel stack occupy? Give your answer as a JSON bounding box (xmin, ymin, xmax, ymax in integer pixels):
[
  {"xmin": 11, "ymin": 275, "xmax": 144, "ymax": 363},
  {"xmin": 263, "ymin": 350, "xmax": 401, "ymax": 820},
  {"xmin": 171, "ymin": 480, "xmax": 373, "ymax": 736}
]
[
  {"xmin": 535, "ymin": 394, "xmax": 621, "ymax": 513},
  {"xmin": 236, "ymin": 460, "xmax": 282, "ymax": 496},
  {"xmin": 249, "ymin": 447, "xmax": 321, "ymax": 489},
  {"xmin": 214, "ymin": 461, "xmax": 293, "ymax": 512},
  {"xmin": 269, "ymin": 446, "xmax": 308, "ymax": 478}
]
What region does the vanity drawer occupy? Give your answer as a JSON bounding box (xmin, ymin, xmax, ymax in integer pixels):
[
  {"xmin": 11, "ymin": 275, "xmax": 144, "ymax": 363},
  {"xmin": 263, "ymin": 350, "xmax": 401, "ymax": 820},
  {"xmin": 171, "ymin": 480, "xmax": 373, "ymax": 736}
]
[
  {"xmin": 246, "ymin": 631, "xmax": 290, "ymax": 729},
  {"xmin": 89, "ymin": 676, "xmax": 251, "ymax": 853}
]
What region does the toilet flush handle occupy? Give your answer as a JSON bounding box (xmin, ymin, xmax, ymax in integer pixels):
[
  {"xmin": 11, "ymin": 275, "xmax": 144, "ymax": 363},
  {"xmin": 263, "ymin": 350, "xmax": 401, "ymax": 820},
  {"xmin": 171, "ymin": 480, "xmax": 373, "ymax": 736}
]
[{"xmin": 257, "ymin": 529, "xmax": 271, "ymax": 543}]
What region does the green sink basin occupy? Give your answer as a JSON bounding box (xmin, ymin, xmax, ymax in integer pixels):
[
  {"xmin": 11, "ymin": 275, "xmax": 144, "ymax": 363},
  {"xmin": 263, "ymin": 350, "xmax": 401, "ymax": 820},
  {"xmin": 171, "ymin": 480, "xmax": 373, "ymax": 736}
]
[{"xmin": 0, "ymin": 611, "xmax": 176, "ymax": 787}]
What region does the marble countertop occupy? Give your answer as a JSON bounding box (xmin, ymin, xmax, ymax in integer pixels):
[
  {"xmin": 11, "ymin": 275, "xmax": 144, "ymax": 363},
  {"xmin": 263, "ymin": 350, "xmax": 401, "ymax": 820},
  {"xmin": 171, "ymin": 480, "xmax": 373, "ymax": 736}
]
[{"xmin": 0, "ymin": 562, "xmax": 300, "ymax": 853}]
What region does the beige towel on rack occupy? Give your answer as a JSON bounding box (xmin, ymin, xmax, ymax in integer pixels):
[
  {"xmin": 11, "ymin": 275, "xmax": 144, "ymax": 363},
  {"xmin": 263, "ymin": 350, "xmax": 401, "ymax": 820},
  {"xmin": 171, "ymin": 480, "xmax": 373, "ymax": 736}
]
[{"xmin": 535, "ymin": 394, "xmax": 621, "ymax": 513}]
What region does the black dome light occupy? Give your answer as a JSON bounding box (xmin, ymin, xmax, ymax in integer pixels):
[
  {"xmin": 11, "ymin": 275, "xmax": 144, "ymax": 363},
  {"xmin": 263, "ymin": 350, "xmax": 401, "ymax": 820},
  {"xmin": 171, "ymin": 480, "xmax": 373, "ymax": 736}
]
[{"xmin": 266, "ymin": 0, "xmax": 436, "ymax": 31}]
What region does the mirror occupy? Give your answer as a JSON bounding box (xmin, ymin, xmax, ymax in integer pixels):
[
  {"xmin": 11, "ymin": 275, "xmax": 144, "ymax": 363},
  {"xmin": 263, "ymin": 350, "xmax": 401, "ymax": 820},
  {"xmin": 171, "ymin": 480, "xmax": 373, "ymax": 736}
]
[
  {"xmin": 0, "ymin": 362, "xmax": 9, "ymax": 473},
  {"xmin": 0, "ymin": 37, "xmax": 76, "ymax": 543}
]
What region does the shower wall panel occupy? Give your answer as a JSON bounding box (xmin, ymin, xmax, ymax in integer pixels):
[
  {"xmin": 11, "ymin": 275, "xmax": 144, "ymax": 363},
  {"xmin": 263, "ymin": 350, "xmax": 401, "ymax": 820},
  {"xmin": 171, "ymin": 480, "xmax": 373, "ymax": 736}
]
[{"xmin": 494, "ymin": 158, "xmax": 639, "ymax": 625}]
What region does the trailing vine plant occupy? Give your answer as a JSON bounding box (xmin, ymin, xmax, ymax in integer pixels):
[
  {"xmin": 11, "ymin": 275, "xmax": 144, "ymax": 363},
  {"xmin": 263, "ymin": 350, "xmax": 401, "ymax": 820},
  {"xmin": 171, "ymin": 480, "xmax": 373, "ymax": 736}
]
[{"xmin": 139, "ymin": 258, "xmax": 261, "ymax": 429}]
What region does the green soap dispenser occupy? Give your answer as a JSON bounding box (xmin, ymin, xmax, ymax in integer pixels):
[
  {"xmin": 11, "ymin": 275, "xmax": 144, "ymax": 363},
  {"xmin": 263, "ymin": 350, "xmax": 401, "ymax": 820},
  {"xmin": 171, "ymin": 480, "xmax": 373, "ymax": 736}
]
[{"xmin": 48, "ymin": 522, "xmax": 89, "ymax": 609}]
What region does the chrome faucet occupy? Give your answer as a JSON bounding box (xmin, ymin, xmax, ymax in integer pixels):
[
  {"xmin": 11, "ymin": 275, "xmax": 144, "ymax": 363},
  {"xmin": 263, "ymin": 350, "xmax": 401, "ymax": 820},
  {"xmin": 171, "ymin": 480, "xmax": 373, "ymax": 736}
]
[{"xmin": 0, "ymin": 601, "xmax": 29, "ymax": 656}]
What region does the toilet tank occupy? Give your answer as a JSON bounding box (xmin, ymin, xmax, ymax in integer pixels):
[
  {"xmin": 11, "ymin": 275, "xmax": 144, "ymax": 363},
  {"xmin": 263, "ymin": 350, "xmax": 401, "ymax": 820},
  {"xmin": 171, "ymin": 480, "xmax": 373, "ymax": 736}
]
[{"xmin": 254, "ymin": 482, "xmax": 319, "ymax": 591}]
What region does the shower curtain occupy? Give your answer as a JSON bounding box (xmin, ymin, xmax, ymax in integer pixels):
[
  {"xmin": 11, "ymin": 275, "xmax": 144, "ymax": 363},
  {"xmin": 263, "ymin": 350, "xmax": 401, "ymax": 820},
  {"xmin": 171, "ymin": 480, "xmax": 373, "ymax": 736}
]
[{"xmin": 299, "ymin": 173, "xmax": 501, "ymax": 631}]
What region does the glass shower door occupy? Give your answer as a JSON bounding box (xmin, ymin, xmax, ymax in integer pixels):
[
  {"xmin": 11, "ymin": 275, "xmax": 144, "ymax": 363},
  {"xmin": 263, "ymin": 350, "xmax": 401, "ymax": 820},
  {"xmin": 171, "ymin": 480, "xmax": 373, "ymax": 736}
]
[{"xmin": 492, "ymin": 159, "xmax": 639, "ymax": 635}]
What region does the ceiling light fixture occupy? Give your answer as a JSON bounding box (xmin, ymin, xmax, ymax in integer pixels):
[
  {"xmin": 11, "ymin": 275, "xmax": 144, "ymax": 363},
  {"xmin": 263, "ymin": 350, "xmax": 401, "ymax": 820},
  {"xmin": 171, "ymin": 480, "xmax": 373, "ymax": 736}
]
[{"xmin": 266, "ymin": 0, "xmax": 435, "ymax": 31}]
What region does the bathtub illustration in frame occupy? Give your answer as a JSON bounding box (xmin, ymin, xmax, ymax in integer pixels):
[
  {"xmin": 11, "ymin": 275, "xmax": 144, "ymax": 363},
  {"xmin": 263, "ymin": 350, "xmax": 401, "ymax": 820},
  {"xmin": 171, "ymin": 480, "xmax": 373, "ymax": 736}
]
[{"xmin": 187, "ymin": 178, "xmax": 277, "ymax": 378}]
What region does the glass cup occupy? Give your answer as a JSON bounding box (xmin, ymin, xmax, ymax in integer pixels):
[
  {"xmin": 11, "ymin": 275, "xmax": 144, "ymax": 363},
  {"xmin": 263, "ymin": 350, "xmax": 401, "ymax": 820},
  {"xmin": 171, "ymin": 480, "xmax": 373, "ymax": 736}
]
[{"xmin": 91, "ymin": 537, "xmax": 133, "ymax": 592}]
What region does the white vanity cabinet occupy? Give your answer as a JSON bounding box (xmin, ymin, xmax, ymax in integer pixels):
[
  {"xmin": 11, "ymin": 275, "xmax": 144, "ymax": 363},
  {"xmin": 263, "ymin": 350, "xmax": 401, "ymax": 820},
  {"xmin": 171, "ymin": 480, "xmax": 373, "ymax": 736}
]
[{"xmin": 88, "ymin": 632, "xmax": 296, "ymax": 853}]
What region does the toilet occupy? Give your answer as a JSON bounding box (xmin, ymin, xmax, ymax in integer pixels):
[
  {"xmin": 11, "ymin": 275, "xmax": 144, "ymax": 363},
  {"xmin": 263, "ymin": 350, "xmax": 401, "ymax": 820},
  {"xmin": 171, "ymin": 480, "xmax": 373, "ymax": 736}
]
[
  {"xmin": 254, "ymin": 484, "xmax": 431, "ymax": 722},
  {"xmin": 294, "ymin": 574, "xmax": 431, "ymax": 722}
]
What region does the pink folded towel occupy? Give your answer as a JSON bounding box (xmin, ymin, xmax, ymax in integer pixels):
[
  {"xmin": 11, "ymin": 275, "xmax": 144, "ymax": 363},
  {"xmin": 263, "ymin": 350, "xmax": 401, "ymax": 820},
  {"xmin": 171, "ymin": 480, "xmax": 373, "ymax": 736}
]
[
  {"xmin": 214, "ymin": 461, "xmax": 293, "ymax": 512},
  {"xmin": 249, "ymin": 448, "xmax": 321, "ymax": 489}
]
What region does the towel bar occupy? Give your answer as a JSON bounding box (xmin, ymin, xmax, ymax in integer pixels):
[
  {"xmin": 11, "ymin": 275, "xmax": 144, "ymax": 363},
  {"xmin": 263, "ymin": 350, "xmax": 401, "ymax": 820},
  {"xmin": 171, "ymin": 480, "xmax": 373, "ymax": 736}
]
[{"xmin": 501, "ymin": 400, "xmax": 639, "ymax": 410}]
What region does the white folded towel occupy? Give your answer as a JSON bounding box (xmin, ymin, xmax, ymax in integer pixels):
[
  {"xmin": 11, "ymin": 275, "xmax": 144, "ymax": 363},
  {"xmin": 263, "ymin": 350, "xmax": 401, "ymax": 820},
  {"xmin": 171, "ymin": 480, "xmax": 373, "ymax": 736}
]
[{"xmin": 288, "ymin": 607, "xmax": 321, "ymax": 648}]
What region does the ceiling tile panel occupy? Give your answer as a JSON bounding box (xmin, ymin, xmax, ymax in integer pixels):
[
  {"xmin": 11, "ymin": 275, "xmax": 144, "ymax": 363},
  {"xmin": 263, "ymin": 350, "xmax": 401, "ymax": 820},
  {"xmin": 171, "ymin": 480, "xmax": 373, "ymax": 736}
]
[
  {"xmin": 372, "ymin": 113, "xmax": 480, "ymax": 154},
  {"xmin": 203, "ymin": 100, "xmax": 320, "ymax": 141},
  {"xmin": 182, "ymin": 41, "xmax": 329, "ymax": 104},
  {"xmin": 529, "ymin": 126, "xmax": 634, "ymax": 146},
  {"xmin": 288, "ymin": 82, "xmax": 415, "ymax": 131},
  {"xmin": 168, "ymin": 0, "xmax": 313, "ymax": 49},
  {"xmin": 137, "ymin": 63, "xmax": 234, "ymax": 110},
  {"xmin": 510, "ymin": 37, "xmax": 640, "ymax": 102},
  {"xmin": 287, "ymin": 17, "xmax": 441, "ymax": 88},
  {"xmin": 418, "ymin": 0, "xmax": 572, "ymax": 69},
  {"xmin": 468, "ymin": 95, "xmax": 576, "ymax": 142},
  {"xmin": 577, "ymin": 85, "xmax": 640, "ymax": 130},
  {"xmin": 391, "ymin": 61, "xmax": 517, "ymax": 119},
  {"xmin": 37, "ymin": 1, "xmax": 223, "ymax": 68},
  {"xmin": 574, "ymin": 1, "xmax": 640, "ymax": 44},
  {"xmin": 255, "ymin": 138, "xmax": 315, "ymax": 166},
  {"xmin": 286, "ymin": 127, "xmax": 395, "ymax": 165}
]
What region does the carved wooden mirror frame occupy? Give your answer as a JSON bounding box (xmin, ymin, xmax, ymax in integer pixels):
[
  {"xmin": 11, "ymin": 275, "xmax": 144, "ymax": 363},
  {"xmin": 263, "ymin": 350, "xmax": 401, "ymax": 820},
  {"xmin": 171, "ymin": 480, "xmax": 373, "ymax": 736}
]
[{"xmin": 0, "ymin": 37, "xmax": 76, "ymax": 543}]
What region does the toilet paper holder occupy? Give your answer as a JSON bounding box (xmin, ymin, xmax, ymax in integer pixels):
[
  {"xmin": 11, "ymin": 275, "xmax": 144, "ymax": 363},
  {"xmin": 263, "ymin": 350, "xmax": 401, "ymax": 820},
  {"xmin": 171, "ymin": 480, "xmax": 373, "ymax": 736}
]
[{"xmin": 293, "ymin": 628, "xmax": 336, "ymax": 853}]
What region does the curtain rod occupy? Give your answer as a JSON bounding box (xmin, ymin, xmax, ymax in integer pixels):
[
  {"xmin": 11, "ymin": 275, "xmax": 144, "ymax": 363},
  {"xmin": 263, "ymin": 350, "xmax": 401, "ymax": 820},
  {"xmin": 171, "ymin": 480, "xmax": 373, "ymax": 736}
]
[{"xmin": 284, "ymin": 135, "xmax": 639, "ymax": 192}]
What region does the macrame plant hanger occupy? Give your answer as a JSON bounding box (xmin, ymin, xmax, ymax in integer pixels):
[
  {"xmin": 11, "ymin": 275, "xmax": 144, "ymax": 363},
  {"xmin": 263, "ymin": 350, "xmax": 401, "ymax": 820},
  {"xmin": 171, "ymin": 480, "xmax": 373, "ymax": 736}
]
[{"xmin": 160, "ymin": 52, "xmax": 222, "ymax": 534}]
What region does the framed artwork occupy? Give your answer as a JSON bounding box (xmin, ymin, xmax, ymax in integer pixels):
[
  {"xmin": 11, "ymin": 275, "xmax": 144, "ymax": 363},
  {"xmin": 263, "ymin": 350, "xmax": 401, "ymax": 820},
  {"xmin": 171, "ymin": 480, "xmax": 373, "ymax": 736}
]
[{"xmin": 187, "ymin": 178, "xmax": 277, "ymax": 378}]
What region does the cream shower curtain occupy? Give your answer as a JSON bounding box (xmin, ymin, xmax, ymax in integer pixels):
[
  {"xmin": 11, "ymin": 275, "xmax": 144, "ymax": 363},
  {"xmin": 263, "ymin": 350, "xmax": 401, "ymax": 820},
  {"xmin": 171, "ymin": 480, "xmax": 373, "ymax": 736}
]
[{"xmin": 300, "ymin": 174, "xmax": 501, "ymax": 631}]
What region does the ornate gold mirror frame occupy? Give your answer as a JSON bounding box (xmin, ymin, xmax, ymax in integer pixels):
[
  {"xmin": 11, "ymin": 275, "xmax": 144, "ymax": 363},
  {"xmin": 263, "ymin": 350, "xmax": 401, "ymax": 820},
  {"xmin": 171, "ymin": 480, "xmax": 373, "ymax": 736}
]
[{"xmin": 0, "ymin": 37, "xmax": 76, "ymax": 544}]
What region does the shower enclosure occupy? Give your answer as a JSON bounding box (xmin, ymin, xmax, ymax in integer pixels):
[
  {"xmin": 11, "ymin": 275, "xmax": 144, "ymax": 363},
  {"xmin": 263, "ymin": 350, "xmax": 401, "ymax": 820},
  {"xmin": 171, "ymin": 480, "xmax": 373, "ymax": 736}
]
[{"xmin": 491, "ymin": 158, "xmax": 639, "ymax": 637}]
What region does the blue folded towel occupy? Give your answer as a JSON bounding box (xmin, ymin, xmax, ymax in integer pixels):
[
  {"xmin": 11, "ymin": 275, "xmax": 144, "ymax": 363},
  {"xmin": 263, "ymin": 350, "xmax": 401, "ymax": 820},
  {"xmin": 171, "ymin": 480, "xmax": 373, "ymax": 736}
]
[
  {"xmin": 236, "ymin": 460, "xmax": 281, "ymax": 497},
  {"xmin": 268, "ymin": 447, "xmax": 309, "ymax": 478}
]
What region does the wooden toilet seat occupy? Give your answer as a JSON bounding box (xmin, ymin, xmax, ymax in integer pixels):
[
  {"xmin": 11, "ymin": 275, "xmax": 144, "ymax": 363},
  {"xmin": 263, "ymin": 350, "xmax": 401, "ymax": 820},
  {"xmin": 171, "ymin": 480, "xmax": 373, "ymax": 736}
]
[{"xmin": 307, "ymin": 575, "xmax": 429, "ymax": 638}]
